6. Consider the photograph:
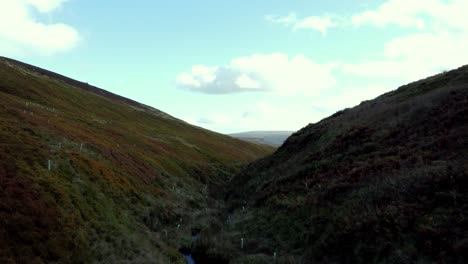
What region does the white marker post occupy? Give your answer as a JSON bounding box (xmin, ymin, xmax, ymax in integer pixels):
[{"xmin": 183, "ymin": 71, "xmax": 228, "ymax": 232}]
[
  {"xmin": 273, "ymin": 252, "xmax": 277, "ymax": 262},
  {"xmin": 80, "ymin": 143, "xmax": 84, "ymax": 152},
  {"xmin": 177, "ymin": 224, "xmax": 181, "ymax": 231},
  {"xmin": 241, "ymin": 238, "xmax": 244, "ymax": 249}
]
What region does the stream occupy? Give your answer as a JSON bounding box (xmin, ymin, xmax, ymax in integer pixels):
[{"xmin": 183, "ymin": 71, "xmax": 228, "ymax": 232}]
[
  {"xmin": 181, "ymin": 229, "xmax": 201, "ymax": 264},
  {"xmin": 183, "ymin": 254, "xmax": 195, "ymax": 264}
]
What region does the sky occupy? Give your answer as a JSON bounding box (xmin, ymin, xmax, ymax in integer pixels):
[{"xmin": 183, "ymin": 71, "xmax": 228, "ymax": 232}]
[{"xmin": 1, "ymin": 0, "xmax": 467, "ymax": 133}]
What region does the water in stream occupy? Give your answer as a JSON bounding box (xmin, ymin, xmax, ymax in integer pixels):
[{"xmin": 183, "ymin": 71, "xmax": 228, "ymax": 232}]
[
  {"xmin": 183, "ymin": 254, "xmax": 195, "ymax": 264},
  {"xmin": 181, "ymin": 229, "xmax": 200, "ymax": 264}
]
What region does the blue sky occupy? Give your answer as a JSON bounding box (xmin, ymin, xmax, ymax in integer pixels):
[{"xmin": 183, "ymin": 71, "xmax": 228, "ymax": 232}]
[{"xmin": 1, "ymin": 0, "xmax": 467, "ymax": 133}]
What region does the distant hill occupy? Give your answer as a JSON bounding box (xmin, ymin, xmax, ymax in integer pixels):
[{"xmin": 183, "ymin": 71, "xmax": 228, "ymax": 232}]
[
  {"xmin": 223, "ymin": 66, "xmax": 468, "ymax": 263},
  {"xmin": 229, "ymin": 131, "xmax": 294, "ymax": 146},
  {"xmin": 0, "ymin": 56, "xmax": 273, "ymax": 263}
]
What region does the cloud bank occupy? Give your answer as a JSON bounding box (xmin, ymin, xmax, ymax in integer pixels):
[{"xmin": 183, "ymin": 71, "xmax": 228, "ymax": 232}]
[
  {"xmin": 176, "ymin": 53, "xmax": 336, "ymax": 95},
  {"xmin": 0, "ymin": 0, "xmax": 79, "ymax": 56},
  {"xmin": 180, "ymin": 0, "xmax": 468, "ymax": 132},
  {"xmin": 265, "ymin": 1, "xmax": 468, "ymax": 82},
  {"xmin": 265, "ymin": 13, "xmax": 337, "ymax": 35},
  {"xmin": 345, "ymin": 0, "xmax": 468, "ymax": 81}
]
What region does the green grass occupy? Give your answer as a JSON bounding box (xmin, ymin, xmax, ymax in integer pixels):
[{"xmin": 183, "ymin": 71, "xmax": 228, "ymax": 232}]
[{"xmin": 0, "ymin": 57, "xmax": 273, "ymax": 263}]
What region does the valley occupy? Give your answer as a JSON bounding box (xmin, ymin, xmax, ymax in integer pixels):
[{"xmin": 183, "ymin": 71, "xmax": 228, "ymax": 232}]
[{"xmin": 1, "ymin": 57, "xmax": 467, "ymax": 263}]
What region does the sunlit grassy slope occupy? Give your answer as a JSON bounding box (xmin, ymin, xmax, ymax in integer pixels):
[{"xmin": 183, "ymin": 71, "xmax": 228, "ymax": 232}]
[
  {"xmin": 224, "ymin": 66, "xmax": 468, "ymax": 263},
  {"xmin": 0, "ymin": 56, "xmax": 273, "ymax": 263}
]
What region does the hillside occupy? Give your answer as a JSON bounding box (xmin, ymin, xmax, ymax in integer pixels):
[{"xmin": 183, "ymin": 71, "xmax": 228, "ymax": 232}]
[
  {"xmin": 223, "ymin": 67, "xmax": 468, "ymax": 263},
  {"xmin": 229, "ymin": 131, "xmax": 294, "ymax": 147},
  {"xmin": 0, "ymin": 57, "xmax": 273, "ymax": 263}
]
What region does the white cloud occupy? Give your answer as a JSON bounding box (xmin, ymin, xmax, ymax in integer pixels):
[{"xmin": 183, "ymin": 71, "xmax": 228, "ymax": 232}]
[
  {"xmin": 319, "ymin": 85, "xmax": 394, "ymax": 111},
  {"xmin": 186, "ymin": 100, "xmax": 327, "ymax": 133},
  {"xmin": 181, "ymin": 0, "xmax": 468, "ymax": 133},
  {"xmin": 176, "ymin": 73, "xmax": 201, "ymax": 88},
  {"xmin": 343, "ymin": 0, "xmax": 468, "ymax": 82},
  {"xmin": 0, "ymin": 0, "xmax": 79, "ymax": 55},
  {"xmin": 235, "ymin": 74, "xmax": 261, "ymax": 89},
  {"xmin": 351, "ymin": 0, "xmax": 431, "ymax": 29},
  {"xmin": 351, "ymin": 0, "xmax": 468, "ymax": 31},
  {"xmin": 183, "ymin": 82, "xmax": 399, "ymax": 133},
  {"xmin": 268, "ymin": 1, "xmax": 468, "ymax": 36},
  {"xmin": 293, "ymin": 16, "xmax": 336, "ymax": 35},
  {"xmin": 26, "ymin": 0, "xmax": 65, "ymax": 13},
  {"xmin": 266, "ymin": 13, "xmax": 337, "ymax": 35},
  {"xmin": 191, "ymin": 65, "xmax": 218, "ymax": 83},
  {"xmin": 383, "ymin": 31, "xmax": 468, "ymax": 73},
  {"xmin": 196, "ymin": 114, "xmax": 232, "ymax": 125},
  {"xmin": 265, "ymin": 13, "xmax": 297, "ymax": 25},
  {"xmin": 176, "ymin": 53, "xmax": 336, "ymax": 95},
  {"xmin": 176, "ymin": 65, "xmax": 266, "ymax": 94},
  {"xmin": 176, "ymin": 65, "xmax": 218, "ymax": 88},
  {"xmin": 342, "ymin": 60, "xmax": 433, "ymax": 80}
]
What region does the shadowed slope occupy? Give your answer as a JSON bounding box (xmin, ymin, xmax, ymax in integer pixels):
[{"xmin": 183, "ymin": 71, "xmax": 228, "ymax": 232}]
[{"xmin": 226, "ymin": 66, "xmax": 468, "ymax": 263}]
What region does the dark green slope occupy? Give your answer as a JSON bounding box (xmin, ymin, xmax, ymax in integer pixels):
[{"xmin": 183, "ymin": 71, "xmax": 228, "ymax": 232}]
[
  {"xmin": 0, "ymin": 57, "xmax": 273, "ymax": 263},
  {"xmin": 225, "ymin": 66, "xmax": 468, "ymax": 263}
]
